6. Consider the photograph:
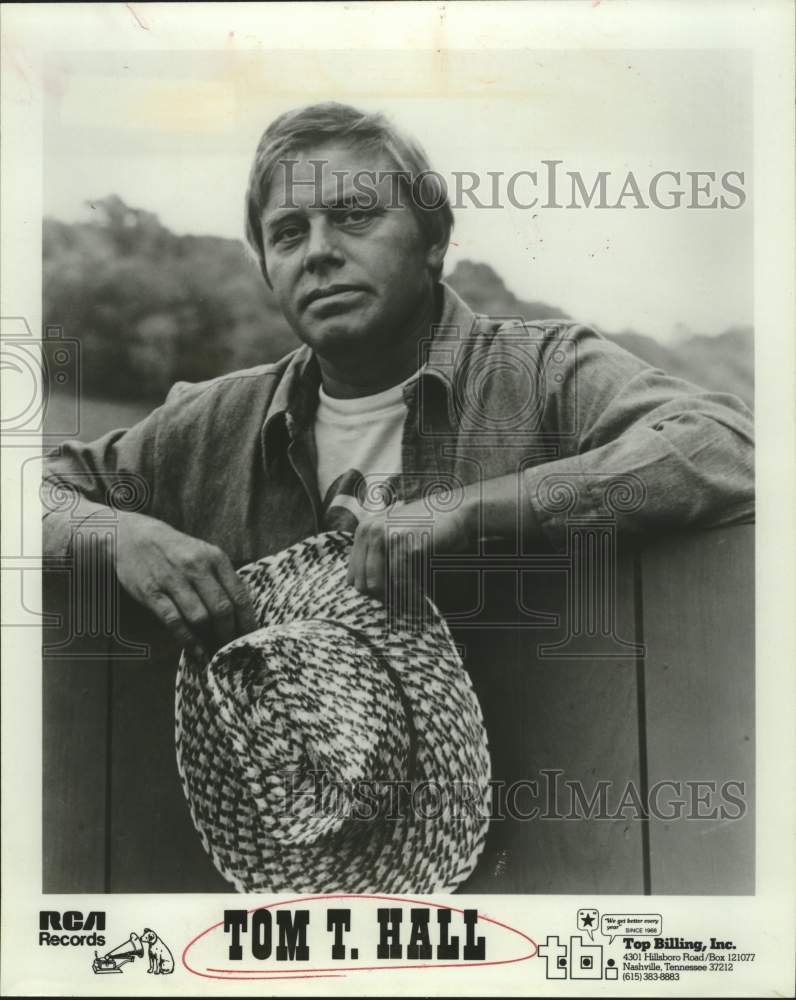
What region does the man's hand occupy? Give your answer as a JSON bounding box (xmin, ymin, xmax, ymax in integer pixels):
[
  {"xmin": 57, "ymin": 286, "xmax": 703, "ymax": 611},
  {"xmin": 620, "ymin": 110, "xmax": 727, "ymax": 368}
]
[
  {"xmin": 345, "ymin": 475, "xmax": 540, "ymax": 607},
  {"xmin": 112, "ymin": 511, "xmax": 258, "ymax": 657},
  {"xmin": 346, "ymin": 494, "xmax": 474, "ymax": 607}
]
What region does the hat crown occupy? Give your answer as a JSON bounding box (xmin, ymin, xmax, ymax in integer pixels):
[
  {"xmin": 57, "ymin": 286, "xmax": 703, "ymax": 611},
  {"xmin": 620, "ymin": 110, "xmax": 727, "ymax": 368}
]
[{"xmin": 176, "ymin": 531, "xmax": 491, "ymax": 893}]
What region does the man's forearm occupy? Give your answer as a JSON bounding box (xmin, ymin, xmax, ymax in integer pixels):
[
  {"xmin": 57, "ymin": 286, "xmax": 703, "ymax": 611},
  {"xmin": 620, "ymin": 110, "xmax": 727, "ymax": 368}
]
[
  {"xmin": 42, "ymin": 493, "xmax": 116, "ymax": 560},
  {"xmin": 460, "ymin": 473, "xmax": 545, "ymax": 550},
  {"xmin": 460, "ymin": 422, "xmax": 753, "ymax": 554}
]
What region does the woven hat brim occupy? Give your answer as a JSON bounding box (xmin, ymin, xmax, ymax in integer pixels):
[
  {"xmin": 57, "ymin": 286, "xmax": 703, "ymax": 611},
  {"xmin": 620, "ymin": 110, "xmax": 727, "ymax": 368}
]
[{"xmin": 175, "ymin": 531, "xmax": 491, "ymax": 893}]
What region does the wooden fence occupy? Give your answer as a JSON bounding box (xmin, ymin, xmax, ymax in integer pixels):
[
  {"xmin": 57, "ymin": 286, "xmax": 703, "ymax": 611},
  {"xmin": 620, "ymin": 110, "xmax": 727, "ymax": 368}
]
[{"xmin": 43, "ymin": 523, "xmax": 754, "ymax": 894}]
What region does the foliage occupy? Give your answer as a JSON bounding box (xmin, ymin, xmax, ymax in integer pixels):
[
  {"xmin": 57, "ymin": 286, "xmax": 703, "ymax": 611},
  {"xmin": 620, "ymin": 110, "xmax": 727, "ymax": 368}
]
[{"xmin": 44, "ymin": 196, "xmax": 297, "ymax": 400}]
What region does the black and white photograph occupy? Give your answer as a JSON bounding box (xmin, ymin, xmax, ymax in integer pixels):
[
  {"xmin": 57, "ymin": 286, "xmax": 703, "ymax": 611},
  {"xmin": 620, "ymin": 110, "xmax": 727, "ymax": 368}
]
[{"xmin": 1, "ymin": 2, "xmax": 794, "ymax": 996}]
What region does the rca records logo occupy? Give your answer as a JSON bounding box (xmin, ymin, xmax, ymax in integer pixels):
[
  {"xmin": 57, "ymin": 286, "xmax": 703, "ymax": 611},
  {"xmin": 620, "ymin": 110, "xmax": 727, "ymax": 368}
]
[{"xmin": 92, "ymin": 928, "xmax": 174, "ymax": 976}]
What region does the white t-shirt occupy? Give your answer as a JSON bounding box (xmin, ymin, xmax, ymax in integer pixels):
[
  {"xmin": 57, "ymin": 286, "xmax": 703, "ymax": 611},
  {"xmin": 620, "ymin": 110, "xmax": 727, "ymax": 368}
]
[{"xmin": 314, "ymin": 376, "xmax": 417, "ymax": 533}]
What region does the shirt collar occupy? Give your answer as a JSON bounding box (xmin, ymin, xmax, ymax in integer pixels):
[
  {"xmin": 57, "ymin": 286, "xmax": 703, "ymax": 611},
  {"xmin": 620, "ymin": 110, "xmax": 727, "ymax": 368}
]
[
  {"xmin": 261, "ymin": 345, "xmax": 319, "ymax": 465},
  {"xmin": 261, "ymin": 280, "xmax": 478, "ymax": 465},
  {"xmin": 421, "ymin": 280, "xmax": 479, "ymax": 390}
]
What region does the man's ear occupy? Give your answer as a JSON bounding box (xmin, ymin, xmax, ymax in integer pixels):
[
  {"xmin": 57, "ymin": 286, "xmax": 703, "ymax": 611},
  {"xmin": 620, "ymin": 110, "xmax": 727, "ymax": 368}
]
[{"xmin": 424, "ymin": 229, "xmax": 449, "ymax": 275}]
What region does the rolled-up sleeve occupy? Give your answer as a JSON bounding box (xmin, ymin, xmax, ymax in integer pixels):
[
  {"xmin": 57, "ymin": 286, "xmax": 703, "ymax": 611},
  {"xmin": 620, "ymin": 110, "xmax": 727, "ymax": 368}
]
[
  {"xmin": 522, "ymin": 324, "xmax": 755, "ymax": 549},
  {"xmin": 42, "ymin": 407, "xmax": 164, "ymax": 559}
]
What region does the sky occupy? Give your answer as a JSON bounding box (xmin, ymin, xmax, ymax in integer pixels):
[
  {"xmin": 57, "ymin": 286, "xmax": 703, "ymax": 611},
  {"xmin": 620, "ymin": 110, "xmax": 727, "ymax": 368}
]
[{"xmin": 43, "ymin": 47, "xmax": 753, "ymax": 342}]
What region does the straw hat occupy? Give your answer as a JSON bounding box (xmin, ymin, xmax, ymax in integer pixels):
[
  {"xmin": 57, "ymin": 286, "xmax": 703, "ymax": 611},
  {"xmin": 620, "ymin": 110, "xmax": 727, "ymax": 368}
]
[{"xmin": 175, "ymin": 531, "xmax": 491, "ymax": 893}]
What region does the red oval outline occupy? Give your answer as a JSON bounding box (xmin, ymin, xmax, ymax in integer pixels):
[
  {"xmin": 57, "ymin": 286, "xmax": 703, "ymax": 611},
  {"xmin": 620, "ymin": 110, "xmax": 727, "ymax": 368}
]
[{"xmin": 182, "ymin": 893, "xmax": 538, "ymax": 981}]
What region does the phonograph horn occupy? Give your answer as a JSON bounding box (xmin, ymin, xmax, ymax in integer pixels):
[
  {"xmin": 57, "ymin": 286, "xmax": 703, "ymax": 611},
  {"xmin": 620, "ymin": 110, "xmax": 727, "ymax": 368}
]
[{"xmin": 92, "ymin": 932, "xmax": 144, "ymax": 974}]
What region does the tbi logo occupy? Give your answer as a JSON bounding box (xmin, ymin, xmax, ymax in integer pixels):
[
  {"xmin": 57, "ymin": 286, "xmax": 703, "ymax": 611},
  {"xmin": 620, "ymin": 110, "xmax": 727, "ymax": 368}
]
[
  {"xmin": 39, "ymin": 910, "xmax": 106, "ymax": 948},
  {"xmin": 538, "ymin": 934, "xmax": 617, "ymax": 980}
]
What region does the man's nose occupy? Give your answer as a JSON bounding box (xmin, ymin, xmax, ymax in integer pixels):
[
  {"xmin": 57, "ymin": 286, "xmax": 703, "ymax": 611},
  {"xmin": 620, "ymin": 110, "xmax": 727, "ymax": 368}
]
[{"xmin": 303, "ymin": 218, "xmax": 344, "ymax": 273}]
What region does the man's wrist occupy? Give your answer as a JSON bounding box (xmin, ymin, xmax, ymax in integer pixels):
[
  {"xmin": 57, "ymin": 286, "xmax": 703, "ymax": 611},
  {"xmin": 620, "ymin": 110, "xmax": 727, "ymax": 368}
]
[
  {"xmin": 457, "ymin": 473, "xmax": 547, "ymax": 550},
  {"xmin": 458, "ymin": 475, "xmax": 517, "ymax": 549},
  {"xmin": 458, "ymin": 481, "xmax": 483, "ymax": 549}
]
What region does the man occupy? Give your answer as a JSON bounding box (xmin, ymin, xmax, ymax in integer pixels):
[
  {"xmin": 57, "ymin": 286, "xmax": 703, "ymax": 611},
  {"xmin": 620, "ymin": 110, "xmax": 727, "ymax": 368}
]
[{"xmin": 42, "ymin": 101, "xmax": 755, "ymax": 660}]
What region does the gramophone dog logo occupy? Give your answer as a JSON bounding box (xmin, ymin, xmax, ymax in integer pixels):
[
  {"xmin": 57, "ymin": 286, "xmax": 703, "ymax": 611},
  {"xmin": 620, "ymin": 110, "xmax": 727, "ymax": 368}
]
[{"xmin": 91, "ymin": 928, "xmax": 174, "ymax": 976}]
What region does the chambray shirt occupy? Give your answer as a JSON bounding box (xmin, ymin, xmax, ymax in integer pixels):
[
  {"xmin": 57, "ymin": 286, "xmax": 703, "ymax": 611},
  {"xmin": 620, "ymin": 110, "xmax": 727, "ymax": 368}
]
[{"xmin": 43, "ymin": 282, "xmax": 754, "ymax": 563}]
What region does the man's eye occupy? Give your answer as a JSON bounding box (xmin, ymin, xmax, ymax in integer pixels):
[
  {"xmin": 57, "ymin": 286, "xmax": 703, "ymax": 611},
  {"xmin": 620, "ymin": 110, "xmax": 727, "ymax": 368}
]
[
  {"xmin": 272, "ymin": 224, "xmax": 303, "ymax": 245},
  {"xmin": 338, "ymin": 206, "xmax": 379, "ymax": 226}
]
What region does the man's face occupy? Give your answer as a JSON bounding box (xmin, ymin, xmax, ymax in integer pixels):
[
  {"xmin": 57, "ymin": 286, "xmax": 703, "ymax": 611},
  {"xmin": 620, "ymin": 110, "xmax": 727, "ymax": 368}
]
[{"xmin": 260, "ymin": 142, "xmax": 442, "ymax": 364}]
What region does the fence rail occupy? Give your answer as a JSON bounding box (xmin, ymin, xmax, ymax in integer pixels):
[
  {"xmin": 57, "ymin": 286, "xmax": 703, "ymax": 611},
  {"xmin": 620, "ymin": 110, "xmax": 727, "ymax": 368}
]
[{"xmin": 43, "ymin": 524, "xmax": 754, "ymax": 894}]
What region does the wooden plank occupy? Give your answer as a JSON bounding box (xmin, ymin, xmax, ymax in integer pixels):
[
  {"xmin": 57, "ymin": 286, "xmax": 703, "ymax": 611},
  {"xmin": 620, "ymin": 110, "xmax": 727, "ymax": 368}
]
[
  {"xmin": 42, "ymin": 570, "xmax": 109, "ymax": 892},
  {"xmin": 107, "ymin": 596, "xmax": 229, "ymax": 892},
  {"xmin": 447, "ymin": 534, "xmax": 645, "ymax": 893},
  {"xmin": 641, "ymin": 525, "xmax": 754, "ymax": 894}
]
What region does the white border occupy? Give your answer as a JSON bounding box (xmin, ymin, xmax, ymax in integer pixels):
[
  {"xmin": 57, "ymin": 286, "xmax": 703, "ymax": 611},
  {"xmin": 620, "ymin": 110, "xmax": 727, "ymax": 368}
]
[{"xmin": 1, "ymin": 2, "xmax": 794, "ymax": 996}]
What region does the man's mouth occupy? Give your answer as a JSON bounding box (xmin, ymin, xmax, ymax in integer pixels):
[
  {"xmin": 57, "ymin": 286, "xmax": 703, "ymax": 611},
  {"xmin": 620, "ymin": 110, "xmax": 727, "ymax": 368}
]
[{"xmin": 301, "ymin": 285, "xmax": 366, "ymax": 310}]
